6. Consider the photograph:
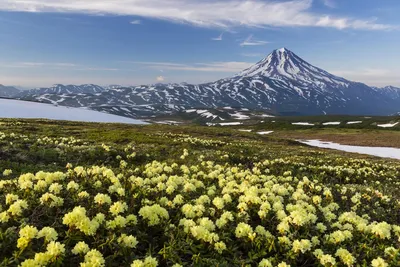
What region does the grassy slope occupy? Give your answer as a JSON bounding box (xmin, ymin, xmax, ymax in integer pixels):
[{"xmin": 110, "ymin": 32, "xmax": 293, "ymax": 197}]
[{"xmin": 1, "ymin": 118, "xmax": 399, "ymax": 176}]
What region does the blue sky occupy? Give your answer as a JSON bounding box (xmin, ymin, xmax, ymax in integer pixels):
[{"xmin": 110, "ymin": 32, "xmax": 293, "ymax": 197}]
[{"xmin": 0, "ymin": 0, "xmax": 399, "ymax": 87}]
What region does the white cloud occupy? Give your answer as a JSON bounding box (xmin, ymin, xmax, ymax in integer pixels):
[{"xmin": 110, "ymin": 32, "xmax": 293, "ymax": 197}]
[
  {"xmin": 240, "ymin": 35, "xmax": 269, "ymax": 46},
  {"xmin": 331, "ymin": 68, "xmax": 400, "ymax": 87},
  {"xmin": 130, "ymin": 19, "xmax": 141, "ymax": 24},
  {"xmin": 156, "ymin": 76, "xmax": 165, "ymax": 82},
  {"xmin": 75, "ymin": 67, "xmax": 119, "ymax": 71},
  {"xmin": 17, "ymin": 62, "xmax": 77, "ymax": 67},
  {"xmin": 0, "ymin": 0, "xmax": 395, "ymax": 30},
  {"xmin": 322, "ymin": 0, "xmax": 335, "ymax": 8},
  {"xmin": 1, "ymin": 62, "xmax": 120, "ymax": 71},
  {"xmin": 134, "ymin": 61, "xmax": 254, "ymax": 73},
  {"xmin": 211, "ymin": 33, "xmax": 223, "ymax": 41}
]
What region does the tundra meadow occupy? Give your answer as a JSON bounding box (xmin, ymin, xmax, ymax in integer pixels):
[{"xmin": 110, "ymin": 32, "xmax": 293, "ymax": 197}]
[{"xmin": 0, "ymin": 120, "xmax": 399, "ymax": 267}]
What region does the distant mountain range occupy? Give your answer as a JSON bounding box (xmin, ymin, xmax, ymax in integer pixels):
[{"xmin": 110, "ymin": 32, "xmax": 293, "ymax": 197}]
[
  {"xmin": 0, "ymin": 84, "xmax": 20, "ymax": 98},
  {"xmin": 2, "ymin": 48, "xmax": 400, "ymax": 120}
]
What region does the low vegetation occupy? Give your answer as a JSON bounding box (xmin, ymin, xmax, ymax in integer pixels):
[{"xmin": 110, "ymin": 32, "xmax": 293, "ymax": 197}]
[{"xmin": 0, "ymin": 119, "xmax": 399, "ymax": 266}]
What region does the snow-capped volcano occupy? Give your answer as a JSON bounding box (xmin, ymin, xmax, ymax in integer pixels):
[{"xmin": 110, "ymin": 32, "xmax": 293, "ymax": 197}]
[
  {"xmin": 13, "ymin": 48, "xmax": 400, "ymax": 118},
  {"xmin": 238, "ymin": 47, "xmax": 349, "ymax": 88}
]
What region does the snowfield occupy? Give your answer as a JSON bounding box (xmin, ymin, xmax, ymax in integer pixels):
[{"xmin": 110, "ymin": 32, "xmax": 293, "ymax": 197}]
[
  {"xmin": 230, "ymin": 112, "xmax": 250, "ymax": 120},
  {"xmin": 0, "ymin": 99, "xmax": 146, "ymax": 124},
  {"xmin": 347, "ymin": 121, "xmax": 363, "ymax": 125},
  {"xmin": 257, "ymin": 131, "xmax": 274, "ymax": 135},
  {"xmin": 292, "ymin": 122, "xmax": 315, "ymax": 126},
  {"xmin": 219, "ymin": 122, "xmax": 242, "ymax": 126},
  {"xmin": 377, "ymin": 122, "xmax": 399, "ymax": 128},
  {"xmin": 299, "ymin": 140, "xmax": 400, "ymax": 160},
  {"xmin": 323, "ymin": 122, "xmax": 341, "ymax": 125},
  {"xmin": 154, "ymin": 120, "xmax": 182, "ymax": 125}
]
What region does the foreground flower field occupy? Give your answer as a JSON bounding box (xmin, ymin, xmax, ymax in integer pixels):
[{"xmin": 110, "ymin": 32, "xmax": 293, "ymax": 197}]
[{"xmin": 0, "ymin": 120, "xmax": 399, "ymax": 266}]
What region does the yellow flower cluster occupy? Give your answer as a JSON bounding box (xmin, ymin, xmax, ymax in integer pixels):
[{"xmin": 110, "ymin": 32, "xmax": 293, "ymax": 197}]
[
  {"xmin": 63, "ymin": 206, "xmax": 100, "ymax": 236},
  {"xmin": 117, "ymin": 234, "xmax": 139, "ymax": 248},
  {"xmin": 131, "ymin": 256, "xmax": 158, "ymax": 267},
  {"xmin": 139, "ymin": 204, "xmax": 169, "ymax": 226},
  {"xmin": 81, "ymin": 249, "xmax": 105, "ymax": 267},
  {"xmin": 17, "ymin": 225, "xmax": 38, "ymax": 250},
  {"xmin": 0, "ymin": 136, "xmax": 399, "ymax": 266}
]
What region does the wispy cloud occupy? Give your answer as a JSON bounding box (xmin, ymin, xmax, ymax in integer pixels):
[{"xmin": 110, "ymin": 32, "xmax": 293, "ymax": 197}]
[
  {"xmin": 75, "ymin": 67, "xmax": 119, "ymax": 71},
  {"xmin": 133, "ymin": 61, "xmax": 254, "ymax": 73},
  {"xmin": 11, "ymin": 62, "xmax": 78, "ymax": 68},
  {"xmin": 2, "ymin": 62, "xmax": 119, "ymax": 71},
  {"xmin": 240, "ymin": 35, "xmax": 269, "ymax": 47},
  {"xmin": 211, "ymin": 33, "xmax": 223, "ymax": 41},
  {"xmin": 0, "ymin": 0, "xmax": 395, "ymax": 30},
  {"xmin": 321, "ymin": 0, "xmax": 336, "ymax": 8},
  {"xmin": 130, "ymin": 19, "xmax": 141, "ymax": 25}
]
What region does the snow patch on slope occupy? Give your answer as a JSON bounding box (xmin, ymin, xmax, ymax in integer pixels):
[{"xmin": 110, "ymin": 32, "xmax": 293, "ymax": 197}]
[
  {"xmin": 292, "ymin": 122, "xmax": 315, "ymax": 126},
  {"xmin": 377, "ymin": 122, "xmax": 399, "ymax": 128},
  {"xmin": 323, "ymin": 122, "xmax": 341, "ymax": 125},
  {"xmin": 0, "ymin": 99, "xmax": 146, "ymax": 124},
  {"xmin": 299, "ymin": 139, "xmax": 400, "ymax": 160}
]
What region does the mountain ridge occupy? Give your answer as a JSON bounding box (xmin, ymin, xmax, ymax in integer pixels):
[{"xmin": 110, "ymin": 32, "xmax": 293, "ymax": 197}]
[
  {"xmin": 5, "ymin": 48, "xmax": 400, "ymax": 119},
  {"xmin": 0, "ymin": 84, "xmax": 20, "ymax": 98}
]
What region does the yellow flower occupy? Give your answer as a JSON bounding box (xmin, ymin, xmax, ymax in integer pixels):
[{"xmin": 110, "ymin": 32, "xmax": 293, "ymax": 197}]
[
  {"xmin": 34, "ymin": 180, "xmax": 48, "ymax": 191},
  {"xmin": 67, "ymin": 181, "xmax": 79, "ymax": 191},
  {"xmin": 370, "ymin": 222, "xmax": 392, "ymax": 239},
  {"xmin": 49, "ymin": 183, "xmax": 63, "ymax": 194},
  {"xmin": 40, "ymin": 193, "xmax": 64, "ymax": 207},
  {"xmin": 0, "ymin": 211, "xmax": 10, "ymax": 223},
  {"xmin": 81, "ymin": 249, "xmax": 105, "ymax": 267},
  {"xmin": 143, "ymin": 256, "xmax": 158, "ymax": 267},
  {"xmin": 131, "ymin": 260, "xmax": 144, "ymax": 267},
  {"xmin": 139, "ymin": 204, "xmax": 169, "ymax": 226},
  {"xmin": 335, "ymin": 248, "xmax": 355, "ymax": 267},
  {"xmin": 259, "ymin": 259, "xmax": 273, "ymax": 267},
  {"xmin": 20, "ymin": 259, "xmax": 39, "ymax": 267},
  {"xmin": 214, "ymin": 241, "xmax": 227, "ymax": 254},
  {"xmin": 235, "ymin": 223, "xmax": 254, "ymax": 239},
  {"xmin": 212, "ymin": 197, "xmax": 225, "ymax": 210},
  {"xmin": 46, "ymin": 241, "xmax": 65, "ymax": 259},
  {"xmin": 17, "ymin": 225, "xmax": 38, "ymax": 249},
  {"xmin": 72, "ymin": 241, "xmax": 90, "ymax": 255},
  {"xmin": 109, "ymin": 201, "xmax": 128, "ymax": 216},
  {"xmin": 37, "ymin": 227, "xmax": 58, "ymax": 243},
  {"xmin": 94, "ymin": 193, "xmax": 112, "ymax": 205},
  {"xmin": 78, "ymin": 191, "xmax": 90, "ymax": 198},
  {"xmin": 3, "ymin": 169, "xmax": 12, "ymax": 176},
  {"xmin": 327, "ymin": 230, "xmax": 353, "ymax": 244},
  {"xmin": 8, "ymin": 199, "xmax": 28, "ymax": 216},
  {"xmin": 106, "ymin": 215, "xmax": 127, "ymax": 229},
  {"xmin": 292, "ymin": 239, "xmax": 312, "ymax": 254},
  {"xmin": 34, "ymin": 252, "xmax": 52, "ymax": 265},
  {"xmin": 118, "ymin": 234, "xmax": 138, "ymax": 248},
  {"xmin": 371, "ymin": 257, "xmax": 388, "ymax": 267},
  {"xmin": 5, "ymin": 193, "xmax": 19, "ymax": 205}
]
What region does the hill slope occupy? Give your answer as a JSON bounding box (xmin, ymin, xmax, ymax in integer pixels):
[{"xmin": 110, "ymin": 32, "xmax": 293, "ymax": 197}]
[
  {"xmin": 0, "ymin": 84, "xmax": 20, "ymax": 98},
  {"xmin": 0, "ymin": 98, "xmax": 146, "ymax": 124}
]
